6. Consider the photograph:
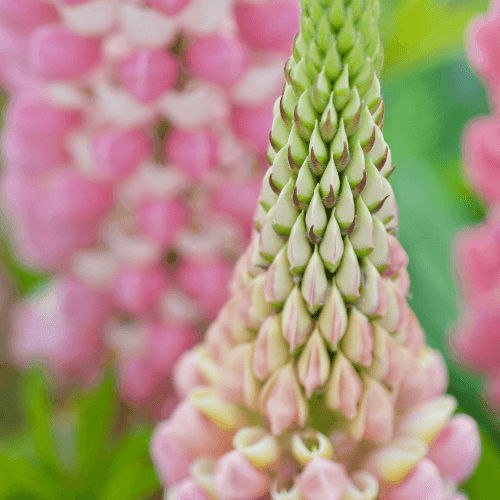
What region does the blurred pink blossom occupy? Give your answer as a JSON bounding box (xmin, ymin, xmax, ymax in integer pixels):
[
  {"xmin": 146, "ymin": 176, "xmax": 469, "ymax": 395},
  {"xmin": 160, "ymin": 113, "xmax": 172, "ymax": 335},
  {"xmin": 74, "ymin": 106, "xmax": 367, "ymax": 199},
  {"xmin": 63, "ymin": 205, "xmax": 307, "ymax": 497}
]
[
  {"xmin": 453, "ymin": 0, "xmax": 500, "ymax": 413},
  {"xmin": 0, "ymin": 0, "xmax": 300, "ymax": 413}
]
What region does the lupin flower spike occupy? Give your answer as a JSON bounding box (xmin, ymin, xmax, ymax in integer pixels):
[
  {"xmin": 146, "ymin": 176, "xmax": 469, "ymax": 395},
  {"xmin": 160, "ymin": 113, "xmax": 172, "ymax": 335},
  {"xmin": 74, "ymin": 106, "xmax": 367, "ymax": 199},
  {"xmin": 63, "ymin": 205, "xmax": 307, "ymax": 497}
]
[
  {"xmin": 1, "ymin": 0, "xmax": 300, "ymax": 414},
  {"xmin": 152, "ymin": 0, "xmax": 480, "ymax": 498}
]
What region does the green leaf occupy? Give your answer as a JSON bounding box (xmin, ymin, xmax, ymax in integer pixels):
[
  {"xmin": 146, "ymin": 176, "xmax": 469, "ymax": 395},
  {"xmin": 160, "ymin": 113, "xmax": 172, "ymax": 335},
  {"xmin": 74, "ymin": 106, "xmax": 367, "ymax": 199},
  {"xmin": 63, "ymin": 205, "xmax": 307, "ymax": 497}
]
[
  {"xmin": 463, "ymin": 430, "xmax": 500, "ymax": 497},
  {"xmin": 22, "ymin": 369, "xmax": 60, "ymax": 473},
  {"xmin": 98, "ymin": 429, "xmax": 161, "ymax": 500},
  {"xmin": 381, "ymin": 0, "xmax": 491, "ymax": 80},
  {"xmin": 73, "ymin": 371, "xmax": 118, "ymax": 479},
  {"xmin": 0, "ymin": 455, "xmax": 63, "ymax": 499}
]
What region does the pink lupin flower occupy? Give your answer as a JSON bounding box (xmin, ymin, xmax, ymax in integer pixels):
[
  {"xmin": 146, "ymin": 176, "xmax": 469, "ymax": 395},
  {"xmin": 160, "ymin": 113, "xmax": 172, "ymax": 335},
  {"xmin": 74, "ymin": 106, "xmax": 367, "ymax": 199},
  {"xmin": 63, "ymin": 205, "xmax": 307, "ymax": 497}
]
[
  {"xmin": 2, "ymin": 0, "xmax": 299, "ymax": 412},
  {"xmin": 451, "ymin": 0, "xmax": 500, "ymax": 414},
  {"xmin": 151, "ymin": 3, "xmax": 480, "ymax": 499}
]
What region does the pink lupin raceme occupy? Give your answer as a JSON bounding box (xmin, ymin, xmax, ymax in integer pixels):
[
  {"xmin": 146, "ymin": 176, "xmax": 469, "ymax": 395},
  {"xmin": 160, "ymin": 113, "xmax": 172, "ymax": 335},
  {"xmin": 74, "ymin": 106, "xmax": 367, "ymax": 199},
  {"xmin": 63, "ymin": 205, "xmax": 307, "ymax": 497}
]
[
  {"xmin": 152, "ymin": 0, "xmax": 480, "ymax": 498},
  {"xmin": 2, "ymin": 0, "xmax": 299, "ymax": 411},
  {"xmin": 452, "ymin": 0, "xmax": 500, "ymax": 414}
]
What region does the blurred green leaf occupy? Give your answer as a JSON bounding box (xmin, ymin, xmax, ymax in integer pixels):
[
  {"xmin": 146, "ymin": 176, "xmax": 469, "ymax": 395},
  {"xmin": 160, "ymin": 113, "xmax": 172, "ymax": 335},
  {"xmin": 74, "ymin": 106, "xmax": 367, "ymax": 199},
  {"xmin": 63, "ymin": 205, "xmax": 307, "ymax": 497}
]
[
  {"xmin": 0, "ymin": 455, "xmax": 63, "ymax": 499},
  {"xmin": 73, "ymin": 371, "xmax": 118, "ymax": 480},
  {"xmin": 382, "ymin": 0, "xmax": 490, "ymax": 80},
  {"xmin": 22, "ymin": 369, "xmax": 60, "ymax": 473},
  {"xmin": 99, "ymin": 429, "xmax": 161, "ymax": 500},
  {"xmin": 463, "ymin": 430, "xmax": 500, "ymax": 497}
]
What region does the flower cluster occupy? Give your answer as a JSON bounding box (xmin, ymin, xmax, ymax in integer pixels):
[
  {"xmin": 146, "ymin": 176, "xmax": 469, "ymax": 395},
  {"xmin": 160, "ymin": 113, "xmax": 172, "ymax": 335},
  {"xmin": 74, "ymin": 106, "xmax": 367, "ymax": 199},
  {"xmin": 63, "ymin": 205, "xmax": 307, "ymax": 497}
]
[
  {"xmin": 151, "ymin": 0, "xmax": 481, "ymax": 498},
  {"xmin": 0, "ymin": 0, "xmax": 300, "ymax": 413},
  {"xmin": 452, "ymin": 0, "xmax": 500, "ymax": 411}
]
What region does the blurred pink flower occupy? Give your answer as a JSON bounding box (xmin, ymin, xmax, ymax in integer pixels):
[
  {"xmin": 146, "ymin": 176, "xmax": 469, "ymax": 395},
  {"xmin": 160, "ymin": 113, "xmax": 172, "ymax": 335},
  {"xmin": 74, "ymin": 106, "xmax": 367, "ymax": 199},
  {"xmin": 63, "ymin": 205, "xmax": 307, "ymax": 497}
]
[
  {"xmin": 453, "ymin": 0, "xmax": 500, "ymax": 413},
  {"xmin": 0, "ymin": 0, "xmax": 299, "ymax": 412}
]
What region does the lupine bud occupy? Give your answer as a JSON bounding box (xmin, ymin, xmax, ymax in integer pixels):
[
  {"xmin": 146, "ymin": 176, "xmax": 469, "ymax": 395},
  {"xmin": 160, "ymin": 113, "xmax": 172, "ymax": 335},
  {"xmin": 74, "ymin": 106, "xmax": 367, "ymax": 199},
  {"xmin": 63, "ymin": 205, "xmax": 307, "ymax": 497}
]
[
  {"xmin": 281, "ymin": 286, "xmax": 314, "ymax": 352},
  {"xmin": 253, "ymin": 315, "xmax": 289, "ymax": 381},
  {"xmin": 297, "ymin": 328, "xmax": 330, "ymax": 396},
  {"xmin": 151, "ymin": 3, "xmax": 480, "ymax": 499}
]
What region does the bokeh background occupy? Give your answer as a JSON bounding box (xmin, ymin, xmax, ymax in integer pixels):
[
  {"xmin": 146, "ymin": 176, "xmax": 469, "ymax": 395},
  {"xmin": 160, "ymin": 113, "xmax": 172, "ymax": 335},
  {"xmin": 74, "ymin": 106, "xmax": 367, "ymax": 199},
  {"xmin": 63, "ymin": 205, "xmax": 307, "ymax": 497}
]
[{"xmin": 2, "ymin": 0, "xmax": 500, "ymax": 498}]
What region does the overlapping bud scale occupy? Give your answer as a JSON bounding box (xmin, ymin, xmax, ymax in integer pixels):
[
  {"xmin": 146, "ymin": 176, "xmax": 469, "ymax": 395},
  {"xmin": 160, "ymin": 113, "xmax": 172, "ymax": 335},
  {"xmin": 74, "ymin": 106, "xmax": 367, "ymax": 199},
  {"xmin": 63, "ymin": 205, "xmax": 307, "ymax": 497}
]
[{"xmin": 152, "ymin": 1, "xmax": 480, "ymax": 499}]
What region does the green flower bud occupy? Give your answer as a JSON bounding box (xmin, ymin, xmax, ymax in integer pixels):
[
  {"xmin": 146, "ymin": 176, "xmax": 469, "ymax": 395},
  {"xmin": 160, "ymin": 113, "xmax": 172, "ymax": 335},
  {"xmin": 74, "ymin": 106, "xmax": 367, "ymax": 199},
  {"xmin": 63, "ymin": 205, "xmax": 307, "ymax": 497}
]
[
  {"xmin": 259, "ymin": 205, "xmax": 286, "ymax": 262},
  {"xmin": 301, "ymin": 246, "xmax": 329, "ymax": 314},
  {"xmin": 274, "ymin": 178, "xmax": 300, "ymax": 236},
  {"xmin": 333, "ymin": 64, "xmax": 352, "ymax": 110},
  {"xmin": 295, "ymin": 90, "xmax": 318, "ymax": 140},
  {"xmin": 270, "ymin": 113, "xmax": 292, "ymax": 152},
  {"xmin": 282, "ymin": 83, "xmax": 299, "ymax": 122},
  {"xmin": 361, "ymin": 158, "xmax": 385, "ymax": 211},
  {"xmin": 290, "ymin": 57, "xmax": 312, "ymax": 95},
  {"xmin": 287, "ymin": 211, "xmax": 312, "ymax": 275},
  {"xmin": 260, "ymin": 167, "xmax": 279, "ymax": 212},
  {"xmin": 288, "ymin": 123, "xmax": 309, "ymax": 170},
  {"xmin": 271, "ymin": 147, "xmax": 294, "ymax": 191},
  {"xmin": 295, "ymin": 157, "xmax": 316, "ymax": 206},
  {"xmin": 319, "ymin": 151, "xmax": 341, "ymax": 207},
  {"xmin": 306, "ymin": 184, "xmax": 328, "ymax": 241},
  {"xmin": 335, "ymin": 175, "xmax": 356, "ymax": 231},
  {"xmin": 350, "ymin": 196, "xmax": 374, "ymax": 257},
  {"xmin": 328, "ymin": 0, "xmax": 345, "ymax": 31},
  {"xmin": 331, "ymin": 119, "xmax": 349, "ymax": 169},
  {"xmin": 312, "ymin": 66, "xmax": 332, "ymax": 114},
  {"xmin": 336, "ymin": 236, "xmax": 361, "ymax": 302},
  {"xmin": 342, "ymin": 87, "xmax": 362, "ymax": 136},
  {"xmin": 319, "ymin": 209, "xmax": 344, "ymax": 272},
  {"xmin": 319, "ymin": 93, "xmax": 338, "ymax": 143},
  {"xmin": 309, "ymin": 122, "xmax": 329, "ymax": 175},
  {"xmin": 367, "ymin": 215, "xmax": 390, "ymax": 272},
  {"xmin": 317, "ymin": 12, "xmax": 334, "ymax": 53},
  {"xmin": 337, "ymin": 8, "xmax": 356, "ymax": 54},
  {"xmin": 324, "ymin": 40, "xmax": 342, "ymax": 81},
  {"xmin": 344, "ymin": 140, "xmax": 366, "ymax": 196}
]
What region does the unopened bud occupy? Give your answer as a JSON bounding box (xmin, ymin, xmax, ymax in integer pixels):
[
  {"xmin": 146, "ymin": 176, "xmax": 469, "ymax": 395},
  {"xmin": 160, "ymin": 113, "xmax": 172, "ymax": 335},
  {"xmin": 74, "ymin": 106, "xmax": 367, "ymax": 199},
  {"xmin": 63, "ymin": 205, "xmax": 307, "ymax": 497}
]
[
  {"xmin": 282, "ymin": 285, "xmax": 314, "ymax": 352},
  {"xmin": 298, "ymin": 328, "xmax": 331, "ymax": 396},
  {"xmin": 318, "ymin": 280, "xmax": 348, "ymax": 349},
  {"xmin": 336, "ymin": 237, "xmax": 361, "ymax": 302},
  {"xmin": 253, "ymin": 314, "xmax": 289, "ymax": 381},
  {"xmin": 287, "ymin": 212, "xmax": 313, "ymax": 275}
]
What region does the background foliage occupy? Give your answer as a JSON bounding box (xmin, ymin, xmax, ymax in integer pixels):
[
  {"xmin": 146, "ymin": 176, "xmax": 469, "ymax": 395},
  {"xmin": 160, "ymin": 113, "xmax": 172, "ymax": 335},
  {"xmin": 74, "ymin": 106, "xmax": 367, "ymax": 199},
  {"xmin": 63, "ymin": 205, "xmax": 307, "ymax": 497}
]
[{"xmin": 1, "ymin": 0, "xmax": 500, "ymax": 498}]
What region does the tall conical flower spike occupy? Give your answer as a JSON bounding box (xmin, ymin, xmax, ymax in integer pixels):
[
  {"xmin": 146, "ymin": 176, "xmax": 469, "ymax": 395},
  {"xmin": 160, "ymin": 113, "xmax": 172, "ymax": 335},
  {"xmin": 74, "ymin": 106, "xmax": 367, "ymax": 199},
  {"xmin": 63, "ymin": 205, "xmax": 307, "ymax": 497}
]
[{"xmin": 152, "ymin": 2, "xmax": 480, "ymax": 498}]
